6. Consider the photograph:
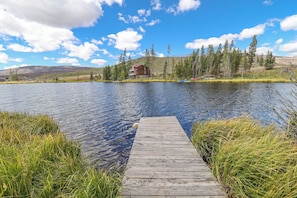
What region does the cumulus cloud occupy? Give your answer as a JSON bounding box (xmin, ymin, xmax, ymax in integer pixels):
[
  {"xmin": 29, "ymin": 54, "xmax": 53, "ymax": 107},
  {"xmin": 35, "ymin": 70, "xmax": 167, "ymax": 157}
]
[
  {"xmin": 263, "ymin": 0, "xmax": 273, "ymax": 6},
  {"xmin": 118, "ymin": 11, "xmax": 150, "ymax": 24},
  {"xmin": 256, "ymin": 46, "xmax": 273, "ymax": 55},
  {"xmin": 279, "ymin": 40, "xmax": 297, "ymax": 56},
  {"xmin": 1, "ymin": 0, "xmax": 122, "ymax": 29},
  {"xmin": 0, "ymin": 52, "xmax": 8, "ymax": 63},
  {"xmin": 146, "ymin": 19, "xmax": 161, "ymax": 26},
  {"xmin": 280, "ymin": 14, "xmax": 297, "ymax": 31},
  {"xmin": 151, "ymin": 0, "xmax": 162, "ymax": 10},
  {"xmin": 139, "ymin": 26, "xmax": 146, "ymax": 33},
  {"xmin": 238, "ymin": 24, "xmax": 266, "ymax": 40},
  {"xmin": 178, "ymin": 0, "xmax": 201, "ymax": 12},
  {"xmin": 185, "ymin": 24, "xmax": 266, "ymax": 49},
  {"xmin": 138, "ymin": 9, "xmax": 151, "ymax": 17},
  {"xmin": 275, "ymin": 38, "xmax": 283, "ymax": 44},
  {"xmin": 0, "ymin": 0, "xmax": 122, "ymax": 55},
  {"xmin": 91, "ymin": 59, "xmax": 107, "ymax": 67},
  {"xmin": 0, "ymin": 44, "xmax": 5, "ymax": 51},
  {"xmin": 185, "ymin": 33, "xmax": 238, "ymax": 49},
  {"xmin": 0, "ymin": 9, "xmax": 74, "ymax": 52},
  {"xmin": 9, "ymin": 58, "xmax": 23, "ymax": 63},
  {"xmin": 91, "ymin": 39, "xmax": 103, "ymax": 45},
  {"xmin": 107, "ymin": 28, "xmax": 143, "ymax": 50},
  {"xmin": 63, "ymin": 42, "xmax": 99, "ymax": 61},
  {"xmin": 57, "ymin": 57, "xmax": 80, "ymax": 65}
]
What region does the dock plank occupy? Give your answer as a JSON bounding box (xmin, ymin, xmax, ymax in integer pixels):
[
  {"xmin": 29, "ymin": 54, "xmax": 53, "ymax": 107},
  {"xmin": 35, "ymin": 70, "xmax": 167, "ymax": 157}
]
[{"xmin": 121, "ymin": 116, "xmax": 225, "ymax": 197}]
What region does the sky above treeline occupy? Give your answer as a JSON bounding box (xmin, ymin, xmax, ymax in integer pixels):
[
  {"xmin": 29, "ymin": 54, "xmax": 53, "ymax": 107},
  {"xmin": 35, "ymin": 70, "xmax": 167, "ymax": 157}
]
[{"xmin": 0, "ymin": 0, "xmax": 297, "ymax": 70}]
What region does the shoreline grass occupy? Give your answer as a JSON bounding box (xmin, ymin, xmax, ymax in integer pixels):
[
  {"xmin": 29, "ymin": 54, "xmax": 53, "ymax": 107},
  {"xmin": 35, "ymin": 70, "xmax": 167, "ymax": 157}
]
[
  {"xmin": 192, "ymin": 116, "xmax": 297, "ymax": 197},
  {"xmin": 0, "ymin": 111, "xmax": 121, "ymax": 197}
]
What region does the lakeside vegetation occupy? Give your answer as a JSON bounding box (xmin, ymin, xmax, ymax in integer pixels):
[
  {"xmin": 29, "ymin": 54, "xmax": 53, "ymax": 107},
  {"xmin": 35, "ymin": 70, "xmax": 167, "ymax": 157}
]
[
  {"xmin": 192, "ymin": 116, "xmax": 297, "ymax": 197},
  {"xmin": 0, "ymin": 112, "xmax": 121, "ymax": 197}
]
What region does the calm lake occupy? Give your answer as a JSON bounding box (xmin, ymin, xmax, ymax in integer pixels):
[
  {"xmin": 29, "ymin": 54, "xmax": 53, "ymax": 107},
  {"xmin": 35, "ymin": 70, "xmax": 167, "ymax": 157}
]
[{"xmin": 0, "ymin": 82, "xmax": 295, "ymax": 169}]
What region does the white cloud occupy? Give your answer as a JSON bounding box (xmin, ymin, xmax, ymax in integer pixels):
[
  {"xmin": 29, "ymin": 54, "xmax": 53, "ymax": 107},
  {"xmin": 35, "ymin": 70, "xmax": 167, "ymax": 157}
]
[
  {"xmin": 280, "ymin": 14, "xmax": 297, "ymax": 31},
  {"xmin": 146, "ymin": 19, "xmax": 161, "ymax": 26},
  {"xmin": 102, "ymin": 0, "xmax": 123, "ymax": 6},
  {"xmin": 128, "ymin": 15, "xmax": 145, "ymax": 23},
  {"xmin": 0, "ymin": 44, "xmax": 5, "ymax": 51},
  {"xmin": 139, "ymin": 26, "xmax": 146, "ymax": 33},
  {"xmin": 0, "ymin": 9, "xmax": 74, "ymax": 52},
  {"xmin": 57, "ymin": 57, "xmax": 79, "ymax": 65},
  {"xmin": 279, "ymin": 40, "xmax": 297, "ymax": 56},
  {"xmin": 118, "ymin": 13, "xmax": 127, "ymax": 23},
  {"xmin": 91, "ymin": 39, "xmax": 103, "ymax": 45},
  {"xmin": 186, "ymin": 23, "xmax": 266, "ymax": 49},
  {"xmin": 0, "ymin": 52, "xmax": 8, "ymax": 63},
  {"xmin": 156, "ymin": 52, "xmax": 164, "ymax": 57},
  {"xmin": 151, "ymin": 0, "xmax": 162, "ymax": 10},
  {"xmin": 185, "ymin": 33, "xmax": 238, "ymax": 49},
  {"xmin": 238, "ymin": 24, "xmax": 266, "ymax": 40},
  {"xmin": 178, "ymin": 0, "xmax": 201, "ymax": 12},
  {"xmin": 91, "ymin": 59, "xmax": 107, "ymax": 67},
  {"xmin": 275, "ymin": 38, "xmax": 283, "ymax": 45},
  {"xmin": 7, "ymin": 44, "xmax": 33, "ymax": 52},
  {"xmin": 9, "ymin": 58, "xmax": 23, "ymax": 63},
  {"xmin": 263, "ymin": 0, "xmax": 273, "ymax": 6},
  {"xmin": 107, "ymin": 28, "xmax": 143, "ymax": 51},
  {"xmin": 4, "ymin": 64, "xmax": 29, "ymax": 70},
  {"xmin": 44, "ymin": 57, "xmax": 55, "ymax": 61},
  {"xmin": 0, "ymin": 0, "xmax": 122, "ymax": 29},
  {"xmin": 63, "ymin": 42, "xmax": 99, "ymax": 61},
  {"xmin": 138, "ymin": 9, "xmax": 151, "ymax": 17},
  {"xmin": 0, "ymin": 0, "xmax": 122, "ymax": 55},
  {"xmin": 256, "ymin": 46, "xmax": 273, "ymax": 55}
]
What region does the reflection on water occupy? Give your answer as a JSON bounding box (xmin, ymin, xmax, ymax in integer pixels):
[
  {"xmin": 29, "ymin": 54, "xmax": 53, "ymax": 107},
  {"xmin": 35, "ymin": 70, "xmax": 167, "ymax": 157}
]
[{"xmin": 0, "ymin": 82, "xmax": 295, "ymax": 169}]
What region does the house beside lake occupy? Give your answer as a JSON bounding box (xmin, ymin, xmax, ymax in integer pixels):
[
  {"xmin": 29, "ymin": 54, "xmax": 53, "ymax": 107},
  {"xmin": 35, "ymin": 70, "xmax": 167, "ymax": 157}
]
[{"xmin": 129, "ymin": 64, "xmax": 150, "ymax": 78}]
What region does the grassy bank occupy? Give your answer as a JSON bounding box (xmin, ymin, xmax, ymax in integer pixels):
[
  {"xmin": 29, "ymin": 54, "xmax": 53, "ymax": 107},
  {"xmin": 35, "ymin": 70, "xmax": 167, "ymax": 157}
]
[
  {"xmin": 0, "ymin": 111, "xmax": 121, "ymax": 197},
  {"xmin": 192, "ymin": 117, "xmax": 297, "ymax": 197}
]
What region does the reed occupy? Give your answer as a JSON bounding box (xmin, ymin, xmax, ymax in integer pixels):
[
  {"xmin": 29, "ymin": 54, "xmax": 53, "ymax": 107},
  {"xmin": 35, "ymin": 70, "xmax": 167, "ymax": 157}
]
[
  {"xmin": 192, "ymin": 116, "xmax": 297, "ymax": 197},
  {"xmin": 0, "ymin": 111, "xmax": 121, "ymax": 197}
]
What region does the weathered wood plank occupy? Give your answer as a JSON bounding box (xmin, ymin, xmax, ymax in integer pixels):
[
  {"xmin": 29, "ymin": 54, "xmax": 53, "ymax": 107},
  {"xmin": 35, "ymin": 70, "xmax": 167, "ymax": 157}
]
[{"xmin": 121, "ymin": 116, "xmax": 225, "ymax": 197}]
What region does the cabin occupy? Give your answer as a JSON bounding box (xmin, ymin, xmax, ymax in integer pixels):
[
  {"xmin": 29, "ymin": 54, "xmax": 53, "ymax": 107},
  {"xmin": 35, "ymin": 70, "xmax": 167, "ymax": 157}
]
[{"xmin": 129, "ymin": 64, "xmax": 150, "ymax": 78}]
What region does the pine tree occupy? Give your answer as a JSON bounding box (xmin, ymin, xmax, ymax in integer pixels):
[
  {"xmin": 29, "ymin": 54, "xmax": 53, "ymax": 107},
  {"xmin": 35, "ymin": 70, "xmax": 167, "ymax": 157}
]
[
  {"xmin": 214, "ymin": 44, "xmax": 222, "ymax": 76},
  {"xmin": 248, "ymin": 35, "xmax": 257, "ymax": 70},
  {"xmin": 163, "ymin": 60, "xmax": 168, "ymax": 79},
  {"xmin": 200, "ymin": 45, "xmax": 207, "ymax": 74},
  {"xmin": 223, "ymin": 40, "xmax": 231, "ymax": 78},
  {"xmin": 145, "ymin": 49, "xmax": 150, "ymax": 70},
  {"xmin": 264, "ymin": 51, "xmax": 276, "ymax": 70},
  {"xmin": 206, "ymin": 45, "xmax": 215, "ymax": 74},
  {"xmin": 150, "ymin": 44, "xmax": 155, "ymax": 76},
  {"xmin": 166, "ymin": 44, "xmax": 171, "ymax": 78},
  {"xmin": 259, "ymin": 54, "xmax": 264, "ymax": 66}
]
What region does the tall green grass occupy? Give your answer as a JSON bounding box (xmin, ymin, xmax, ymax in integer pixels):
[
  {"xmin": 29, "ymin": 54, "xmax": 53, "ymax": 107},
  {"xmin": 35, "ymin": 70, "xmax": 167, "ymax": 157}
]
[
  {"xmin": 192, "ymin": 116, "xmax": 297, "ymax": 197},
  {"xmin": 0, "ymin": 111, "xmax": 121, "ymax": 197}
]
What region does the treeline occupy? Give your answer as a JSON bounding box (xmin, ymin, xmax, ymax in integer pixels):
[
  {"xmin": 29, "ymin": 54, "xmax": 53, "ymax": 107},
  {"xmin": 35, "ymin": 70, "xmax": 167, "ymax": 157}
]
[
  {"xmin": 171, "ymin": 35, "xmax": 275, "ymax": 79},
  {"xmin": 102, "ymin": 35, "xmax": 276, "ymax": 80},
  {"xmin": 102, "ymin": 49, "xmax": 133, "ymax": 81}
]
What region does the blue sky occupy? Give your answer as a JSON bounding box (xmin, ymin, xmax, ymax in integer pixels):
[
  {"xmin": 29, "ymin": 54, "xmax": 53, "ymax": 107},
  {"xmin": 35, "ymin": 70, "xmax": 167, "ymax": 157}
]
[{"xmin": 0, "ymin": 0, "xmax": 297, "ymax": 70}]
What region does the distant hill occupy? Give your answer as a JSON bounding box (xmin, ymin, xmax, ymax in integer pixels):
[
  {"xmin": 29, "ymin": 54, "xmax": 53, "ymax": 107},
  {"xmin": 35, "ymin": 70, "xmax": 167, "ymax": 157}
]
[
  {"xmin": 275, "ymin": 56, "xmax": 297, "ymax": 66},
  {"xmin": 0, "ymin": 66, "xmax": 92, "ymax": 78}
]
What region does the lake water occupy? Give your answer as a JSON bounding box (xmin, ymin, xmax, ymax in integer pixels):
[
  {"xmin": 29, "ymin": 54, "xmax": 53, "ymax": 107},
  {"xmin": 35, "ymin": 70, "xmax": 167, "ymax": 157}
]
[{"xmin": 0, "ymin": 82, "xmax": 295, "ymax": 169}]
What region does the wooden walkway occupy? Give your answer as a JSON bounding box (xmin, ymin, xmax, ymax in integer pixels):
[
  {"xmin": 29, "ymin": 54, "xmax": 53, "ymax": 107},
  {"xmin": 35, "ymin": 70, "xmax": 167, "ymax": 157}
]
[{"xmin": 121, "ymin": 116, "xmax": 225, "ymax": 197}]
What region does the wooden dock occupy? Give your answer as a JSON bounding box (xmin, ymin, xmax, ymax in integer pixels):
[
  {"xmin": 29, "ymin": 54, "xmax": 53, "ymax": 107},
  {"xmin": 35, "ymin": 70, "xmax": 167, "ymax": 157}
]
[{"xmin": 121, "ymin": 116, "xmax": 225, "ymax": 197}]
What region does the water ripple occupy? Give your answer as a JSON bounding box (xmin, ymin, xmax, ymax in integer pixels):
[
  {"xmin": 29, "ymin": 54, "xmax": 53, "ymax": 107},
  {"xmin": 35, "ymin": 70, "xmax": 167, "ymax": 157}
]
[{"xmin": 0, "ymin": 82, "xmax": 295, "ymax": 170}]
